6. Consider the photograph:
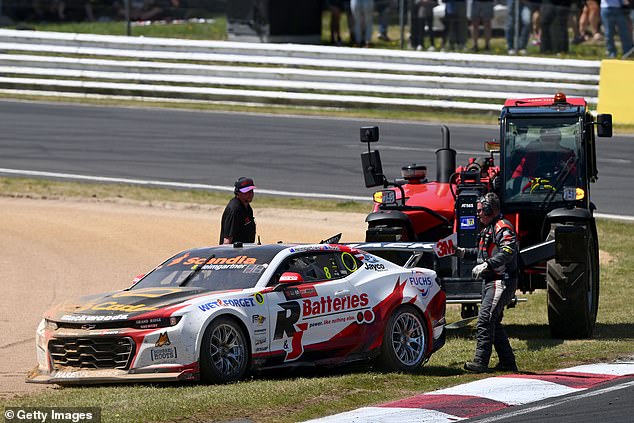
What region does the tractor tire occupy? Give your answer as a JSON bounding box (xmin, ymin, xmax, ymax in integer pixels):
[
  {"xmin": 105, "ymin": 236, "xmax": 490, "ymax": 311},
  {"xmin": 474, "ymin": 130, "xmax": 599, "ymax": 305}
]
[
  {"xmin": 377, "ymin": 306, "xmax": 428, "ymax": 372},
  {"xmin": 546, "ymin": 224, "xmax": 599, "ymax": 339}
]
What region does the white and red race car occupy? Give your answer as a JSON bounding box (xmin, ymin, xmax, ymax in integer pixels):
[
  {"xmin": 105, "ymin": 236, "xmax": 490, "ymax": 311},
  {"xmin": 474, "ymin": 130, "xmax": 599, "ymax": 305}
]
[{"xmin": 28, "ymin": 243, "xmax": 446, "ymax": 385}]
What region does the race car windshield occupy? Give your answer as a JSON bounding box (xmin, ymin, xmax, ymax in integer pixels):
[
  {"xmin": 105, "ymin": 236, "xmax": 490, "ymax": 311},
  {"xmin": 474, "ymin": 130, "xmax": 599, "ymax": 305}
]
[{"xmin": 132, "ymin": 247, "xmax": 277, "ymax": 292}]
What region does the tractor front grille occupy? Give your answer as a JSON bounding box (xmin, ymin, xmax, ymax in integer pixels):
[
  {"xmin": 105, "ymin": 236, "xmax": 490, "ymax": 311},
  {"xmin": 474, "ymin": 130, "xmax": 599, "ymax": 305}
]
[{"xmin": 49, "ymin": 337, "xmax": 134, "ymax": 370}]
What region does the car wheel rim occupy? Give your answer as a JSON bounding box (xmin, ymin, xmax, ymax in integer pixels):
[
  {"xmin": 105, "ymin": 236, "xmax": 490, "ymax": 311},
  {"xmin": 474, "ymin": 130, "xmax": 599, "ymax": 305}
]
[
  {"xmin": 209, "ymin": 323, "xmax": 245, "ymax": 377},
  {"xmin": 391, "ymin": 312, "xmax": 425, "ymax": 366}
]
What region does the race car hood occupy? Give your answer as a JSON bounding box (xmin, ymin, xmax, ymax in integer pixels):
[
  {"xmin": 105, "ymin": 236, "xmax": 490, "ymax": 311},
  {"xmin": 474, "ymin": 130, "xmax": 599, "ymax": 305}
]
[{"xmin": 44, "ymin": 286, "xmax": 208, "ymax": 323}]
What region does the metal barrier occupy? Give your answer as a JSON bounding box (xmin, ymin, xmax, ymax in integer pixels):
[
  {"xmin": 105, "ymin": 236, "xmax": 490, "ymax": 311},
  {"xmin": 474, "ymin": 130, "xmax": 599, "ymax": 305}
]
[{"xmin": 0, "ymin": 29, "xmax": 600, "ymax": 111}]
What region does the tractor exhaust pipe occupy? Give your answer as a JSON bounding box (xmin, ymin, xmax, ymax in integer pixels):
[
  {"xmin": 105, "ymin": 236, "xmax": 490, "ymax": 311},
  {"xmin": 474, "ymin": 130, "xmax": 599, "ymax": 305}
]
[{"xmin": 436, "ymin": 125, "xmax": 456, "ymax": 183}]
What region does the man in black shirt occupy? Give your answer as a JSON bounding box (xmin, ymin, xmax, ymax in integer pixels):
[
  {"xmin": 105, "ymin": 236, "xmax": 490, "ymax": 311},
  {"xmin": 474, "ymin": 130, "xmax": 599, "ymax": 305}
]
[{"xmin": 219, "ymin": 177, "xmax": 257, "ymax": 244}]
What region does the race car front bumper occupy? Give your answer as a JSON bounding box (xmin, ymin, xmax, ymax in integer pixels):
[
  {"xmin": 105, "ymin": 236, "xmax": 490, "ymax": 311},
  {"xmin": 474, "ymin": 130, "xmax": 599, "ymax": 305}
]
[{"xmin": 26, "ymin": 364, "xmax": 199, "ymax": 385}]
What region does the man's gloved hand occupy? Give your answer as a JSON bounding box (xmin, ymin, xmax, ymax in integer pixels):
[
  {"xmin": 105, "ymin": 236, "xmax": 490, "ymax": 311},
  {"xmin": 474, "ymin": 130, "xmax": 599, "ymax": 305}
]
[
  {"xmin": 454, "ymin": 247, "xmax": 466, "ymax": 258},
  {"xmin": 472, "ymin": 261, "xmax": 489, "ymax": 279}
]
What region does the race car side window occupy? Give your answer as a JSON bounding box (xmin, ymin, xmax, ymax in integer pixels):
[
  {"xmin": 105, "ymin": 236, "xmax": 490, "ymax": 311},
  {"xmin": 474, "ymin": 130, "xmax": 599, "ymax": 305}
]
[{"xmin": 269, "ymin": 251, "xmax": 361, "ymax": 285}]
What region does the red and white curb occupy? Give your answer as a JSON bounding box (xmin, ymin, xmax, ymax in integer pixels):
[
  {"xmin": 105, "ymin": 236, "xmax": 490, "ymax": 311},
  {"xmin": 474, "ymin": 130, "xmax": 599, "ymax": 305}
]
[{"xmin": 306, "ymin": 359, "xmax": 634, "ymax": 422}]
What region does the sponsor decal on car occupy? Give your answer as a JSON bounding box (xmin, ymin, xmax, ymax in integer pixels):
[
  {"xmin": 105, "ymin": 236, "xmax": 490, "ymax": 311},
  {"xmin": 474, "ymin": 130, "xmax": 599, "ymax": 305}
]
[
  {"xmin": 302, "ymin": 294, "xmax": 369, "ymax": 317},
  {"xmin": 75, "ymin": 302, "xmax": 158, "ymax": 313},
  {"xmin": 283, "ymin": 285, "xmax": 318, "ymax": 300},
  {"xmin": 409, "ymin": 271, "xmax": 434, "ymax": 297},
  {"xmin": 198, "ymin": 297, "xmax": 256, "ymax": 312},
  {"xmin": 364, "ymin": 262, "xmax": 386, "ymax": 271},
  {"xmin": 252, "ymin": 314, "xmax": 266, "ymax": 326},
  {"xmin": 112, "ymin": 287, "xmax": 183, "ymax": 298},
  {"xmin": 151, "ymin": 347, "xmax": 177, "ymax": 362},
  {"xmin": 254, "ymin": 292, "xmax": 265, "ymax": 304},
  {"xmin": 60, "ymin": 314, "xmax": 128, "ymax": 321},
  {"xmin": 155, "ymin": 332, "xmax": 171, "ymax": 347}
]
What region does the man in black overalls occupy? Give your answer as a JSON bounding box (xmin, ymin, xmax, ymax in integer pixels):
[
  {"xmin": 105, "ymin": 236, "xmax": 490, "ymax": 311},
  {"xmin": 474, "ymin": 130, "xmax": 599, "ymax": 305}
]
[{"xmin": 456, "ymin": 192, "xmax": 519, "ymax": 373}]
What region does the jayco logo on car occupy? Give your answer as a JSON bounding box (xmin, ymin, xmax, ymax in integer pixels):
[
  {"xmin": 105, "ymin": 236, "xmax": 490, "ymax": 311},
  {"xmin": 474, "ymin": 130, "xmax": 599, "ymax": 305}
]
[{"xmin": 364, "ymin": 262, "xmax": 386, "ymax": 271}]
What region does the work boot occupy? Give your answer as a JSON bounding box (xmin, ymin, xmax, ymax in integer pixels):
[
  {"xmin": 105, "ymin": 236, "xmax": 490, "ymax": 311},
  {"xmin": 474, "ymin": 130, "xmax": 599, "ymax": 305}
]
[
  {"xmin": 492, "ymin": 362, "xmax": 519, "ymax": 372},
  {"xmin": 464, "ymin": 361, "xmax": 490, "ymax": 373}
]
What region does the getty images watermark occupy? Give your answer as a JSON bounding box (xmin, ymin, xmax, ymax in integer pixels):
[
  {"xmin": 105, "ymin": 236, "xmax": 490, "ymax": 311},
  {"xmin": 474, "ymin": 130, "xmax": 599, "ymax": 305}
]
[{"xmin": 4, "ymin": 407, "xmax": 100, "ymax": 423}]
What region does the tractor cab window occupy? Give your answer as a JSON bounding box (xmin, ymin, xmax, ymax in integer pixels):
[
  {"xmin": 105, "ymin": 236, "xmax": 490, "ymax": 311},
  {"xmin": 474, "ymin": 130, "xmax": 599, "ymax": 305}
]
[{"xmin": 503, "ymin": 117, "xmax": 582, "ymax": 204}]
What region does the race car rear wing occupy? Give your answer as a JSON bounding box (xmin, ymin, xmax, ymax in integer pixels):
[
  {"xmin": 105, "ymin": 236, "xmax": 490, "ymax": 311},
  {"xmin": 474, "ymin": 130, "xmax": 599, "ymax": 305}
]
[{"xmin": 344, "ymin": 242, "xmax": 436, "ymax": 268}]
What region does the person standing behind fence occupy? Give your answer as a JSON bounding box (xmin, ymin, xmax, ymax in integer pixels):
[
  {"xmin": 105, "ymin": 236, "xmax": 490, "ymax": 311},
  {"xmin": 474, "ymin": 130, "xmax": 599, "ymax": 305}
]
[
  {"xmin": 411, "ymin": 0, "xmax": 438, "ymax": 50},
  {"xmin": 351, "ymin": 0, "xmax": 375, "ymax": 46},
  {"xmin": 444, "ymin": 0, "xmax": 468, "ymax": 50},
  {"xmin": 540, "ymin": 0, "xmax": 571, "ymax": 53},
  {"xmin": 600, "ymin": 0, "xmax": 633, "ymax": 58},
  {"xmin": 470, "ymin": 0, "xmax": 494, "ymax": 51},
  {"xmin": 506, "ymin": 0, "xmax": 532, "ymax": 54}
]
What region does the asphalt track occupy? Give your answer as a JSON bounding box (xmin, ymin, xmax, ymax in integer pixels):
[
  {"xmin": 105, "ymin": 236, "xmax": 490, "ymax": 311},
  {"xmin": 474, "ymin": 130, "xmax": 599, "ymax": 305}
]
[{"xmin": 0, "ymin": 100, "xmax": 633, "ymax": 217}]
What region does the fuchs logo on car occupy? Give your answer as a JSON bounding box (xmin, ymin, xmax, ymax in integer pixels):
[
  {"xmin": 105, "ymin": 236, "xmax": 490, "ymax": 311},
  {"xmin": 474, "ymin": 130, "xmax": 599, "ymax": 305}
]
[
  {"xmin": 365, "ymin": 262, "xmax": 386, "ymax": 271},
  {"xmin": 409, "ymin": 275, "xmax": 433, "ymax": 286},
  {"xmin": 302, "ymin": 293, "xmax": 369, "ymax": 317}
]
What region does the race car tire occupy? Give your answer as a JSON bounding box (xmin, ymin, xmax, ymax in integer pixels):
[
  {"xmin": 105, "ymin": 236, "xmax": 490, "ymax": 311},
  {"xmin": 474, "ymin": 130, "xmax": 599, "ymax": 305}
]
[
  {"xmin": 377, "ymin": 305, "xmax": 427, "ymax": 372},
  {"xmin": 546, "ymin": 223, "xmax": 599, "ymax": 339},
  {"xmin": 200, "ymin": 316, "xmax": 249, "ymax": 383}
]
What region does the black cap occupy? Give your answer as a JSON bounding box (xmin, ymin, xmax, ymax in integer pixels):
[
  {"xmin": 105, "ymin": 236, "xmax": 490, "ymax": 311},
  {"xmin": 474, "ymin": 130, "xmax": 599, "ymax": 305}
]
[{"xmin": 234, "ymin": 177, "xmax": 256, "ymax": 193}]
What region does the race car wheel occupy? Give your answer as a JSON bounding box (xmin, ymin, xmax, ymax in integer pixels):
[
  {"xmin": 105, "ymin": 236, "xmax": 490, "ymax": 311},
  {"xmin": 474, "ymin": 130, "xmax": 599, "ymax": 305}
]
[
  {"xmin": 546, "ymin": 223, "xmax": 599, "ymax": 339},
  {"xmin": 200, "ymin": 316, "xmax": 249, "ymax": 383},
  {"xmin": 378, "ymin": 306, "xmax": 427, "ymax": 372}
]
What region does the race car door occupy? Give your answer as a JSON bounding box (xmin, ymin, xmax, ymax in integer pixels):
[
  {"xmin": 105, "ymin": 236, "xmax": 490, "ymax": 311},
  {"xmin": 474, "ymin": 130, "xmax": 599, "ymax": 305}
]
[{"xmin": 266, "ymin": 250, "xmax": 367, "ymax": 364}]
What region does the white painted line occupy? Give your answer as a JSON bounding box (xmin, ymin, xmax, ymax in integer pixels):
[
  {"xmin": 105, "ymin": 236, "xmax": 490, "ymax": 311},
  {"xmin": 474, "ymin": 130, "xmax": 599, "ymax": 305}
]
[
  {"xmin": 473, "ymin": 379, "xmax": 634, "ymax": 423},
  {"xmin": 0, "ymin": 168, "xmax": 370, "ymax": 202},
  {"xmin": 432, "ymin": 377, "xmax": 582, "ymax": 406},
  {"xmin": 304, "ymin": 406, "xmax": 466, "ymax": 423},
  {"xmin": 3, "ymin": 168, "xmax": 634, "ymax": 221}
]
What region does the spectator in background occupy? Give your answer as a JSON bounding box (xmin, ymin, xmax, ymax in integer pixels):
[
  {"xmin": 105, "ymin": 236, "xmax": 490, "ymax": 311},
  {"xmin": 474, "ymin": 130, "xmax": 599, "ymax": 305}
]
[
  {"xmin": 328, "ymin": 0, "xmax": 345, "ymax": 45},
  {"xmin": 351, "ymin": 0, "xmax": 374, "ymax": 46},
  {"xmin": 540, "ymin": 0, "xmax": 571, "ymax": 54},
  {"xmin": 444, "ymin": 0, "xmax": 468, "ymax": 50},
  {"xmin": 600, "ymin": 0, "xmax": 633, "ymax": 58},
  {"xmin": 471, "ymin": 0, "xmax": 494, "ymax": 51},
  {"xmin": 506, "ymin": 0, "xmax": 532, "ymax": 54},
  {"xmin": 577, "ymin": 0, "xmax": 602, "ymax": 42},
  {"xmin": 410, "ymin": 0, "xmax": 438, "ymax": 50},
  {"xmin": 376, "ymin": 0, "xmax": 393, "ymax": 41}
]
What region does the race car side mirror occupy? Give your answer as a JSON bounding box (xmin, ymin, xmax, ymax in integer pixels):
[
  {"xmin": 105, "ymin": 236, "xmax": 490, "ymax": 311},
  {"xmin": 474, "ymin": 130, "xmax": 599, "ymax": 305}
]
[{"xmin": 278, "ymin": 272, "xmax": 304, "ymax": 284}]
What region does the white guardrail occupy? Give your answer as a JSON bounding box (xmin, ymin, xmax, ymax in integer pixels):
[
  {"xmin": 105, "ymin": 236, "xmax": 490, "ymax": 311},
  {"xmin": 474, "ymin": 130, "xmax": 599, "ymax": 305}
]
[{"xmin": 0, "ymin": 28, "xmax": 601, "ymax": 111}]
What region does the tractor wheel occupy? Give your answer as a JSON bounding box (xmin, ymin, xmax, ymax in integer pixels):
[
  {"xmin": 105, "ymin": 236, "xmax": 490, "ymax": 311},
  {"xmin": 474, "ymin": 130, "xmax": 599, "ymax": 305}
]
[
  {"xmin": 377, "ymin": 306, "xmax": 428, "ymax": 372},
  {"xmin": 546, "ymin": 224, "xmax": 599, "ymax": 339}
]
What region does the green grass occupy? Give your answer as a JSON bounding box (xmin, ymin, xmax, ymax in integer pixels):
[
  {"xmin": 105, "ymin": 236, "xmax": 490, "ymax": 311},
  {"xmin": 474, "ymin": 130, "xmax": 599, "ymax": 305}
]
[{"xmin": 1, "ymin": 179, "xmax": 633, "ymax": 422}]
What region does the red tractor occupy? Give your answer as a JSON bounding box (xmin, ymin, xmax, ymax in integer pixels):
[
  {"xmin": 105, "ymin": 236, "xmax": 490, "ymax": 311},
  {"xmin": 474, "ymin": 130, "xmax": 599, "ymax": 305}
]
[{"xmin": 360, "ymin": 93, "xmax": 613, "ymax": 339}]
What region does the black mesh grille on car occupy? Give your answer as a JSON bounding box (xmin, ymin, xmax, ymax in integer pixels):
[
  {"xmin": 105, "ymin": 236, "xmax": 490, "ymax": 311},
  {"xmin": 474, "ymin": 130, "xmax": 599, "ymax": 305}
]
[{"xmin": 48, "ymin": 337, "xmax": 135, "ymax": 370}]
